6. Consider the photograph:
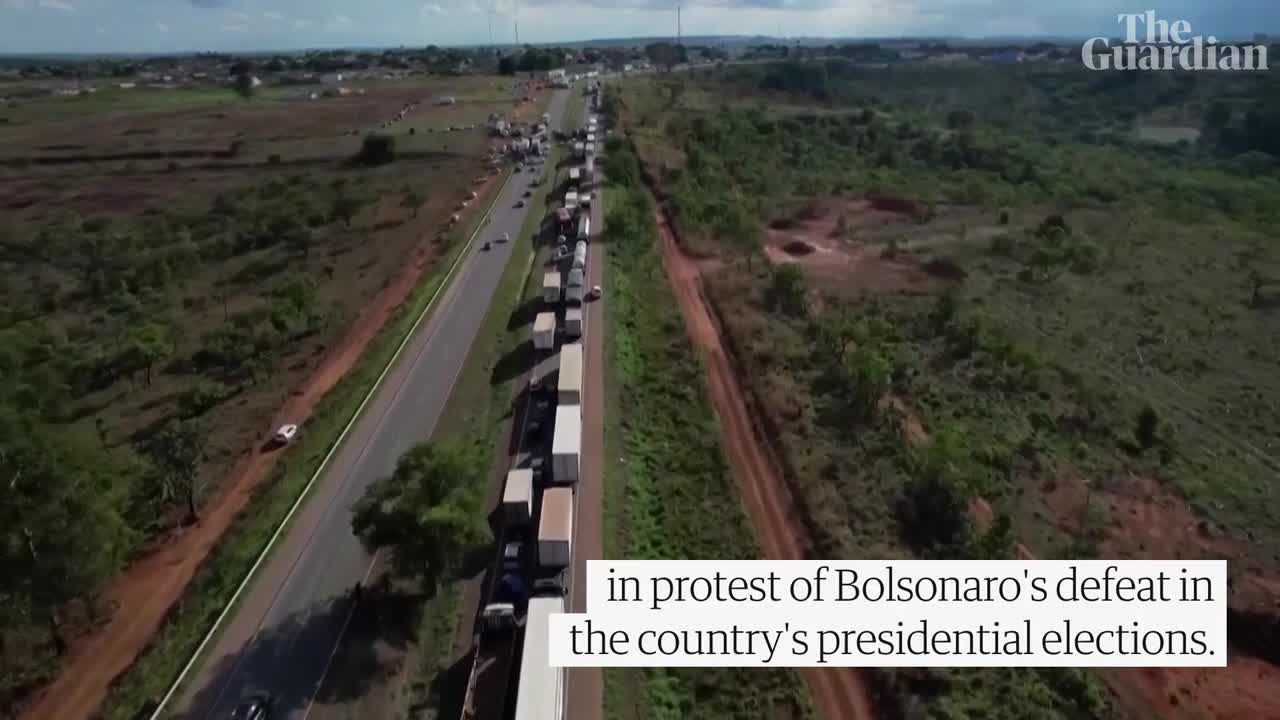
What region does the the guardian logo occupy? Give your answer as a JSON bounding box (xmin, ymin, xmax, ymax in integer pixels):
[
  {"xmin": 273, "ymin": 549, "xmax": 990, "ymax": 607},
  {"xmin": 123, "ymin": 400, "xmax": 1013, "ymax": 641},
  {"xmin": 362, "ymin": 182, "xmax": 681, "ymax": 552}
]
[{"xmin": 1082, "ymin": 11, "xmax": 1269, "ymax": 71}]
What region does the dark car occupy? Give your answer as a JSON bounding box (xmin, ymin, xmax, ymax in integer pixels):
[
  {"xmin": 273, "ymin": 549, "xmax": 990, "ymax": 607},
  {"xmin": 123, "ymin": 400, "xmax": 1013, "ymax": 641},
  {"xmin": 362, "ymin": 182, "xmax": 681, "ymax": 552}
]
[{"xmin": 230, "ymin": 694, "xmax": 272, "ymax": 720}]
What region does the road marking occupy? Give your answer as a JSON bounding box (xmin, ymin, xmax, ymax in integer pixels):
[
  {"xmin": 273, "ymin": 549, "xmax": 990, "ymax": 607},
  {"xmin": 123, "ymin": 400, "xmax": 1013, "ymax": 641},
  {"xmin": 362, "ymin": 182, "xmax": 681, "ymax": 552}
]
[{"xmin": 148, "ymin": 166, "xmax": 517, "ymax": 720}]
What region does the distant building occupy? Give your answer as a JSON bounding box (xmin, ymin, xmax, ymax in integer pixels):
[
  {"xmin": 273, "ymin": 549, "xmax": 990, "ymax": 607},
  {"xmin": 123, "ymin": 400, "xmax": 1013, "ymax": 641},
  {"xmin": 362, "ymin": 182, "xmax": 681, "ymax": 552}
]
[
  {"xmin": 321, "ymin": 72, "xmax": 344, "ymax": 84},
  {"xmin": 434, "ymin": 95, "xmax": 456, "ymax": 105},
  {"xmin": 547, "ymin": 68, "xmax": 566, "ymax": 81}
]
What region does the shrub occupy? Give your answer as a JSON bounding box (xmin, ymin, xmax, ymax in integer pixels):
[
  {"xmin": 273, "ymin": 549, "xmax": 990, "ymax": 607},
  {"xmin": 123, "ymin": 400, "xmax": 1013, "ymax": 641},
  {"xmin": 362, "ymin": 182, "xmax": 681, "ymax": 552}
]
[
  {"xmin": 267, "ymin": 153, "xmax": 282, "ymax": 166},
  {"xmin": 1135, "ymin": 405, "xmax": 1160, "ymax": 449},
  {"xmin": 357, "ymin": 133, "xmax": 396, "ymax": 165},
  {"xmin": 178, "ymin": 380, "xmax": 232, "ymax": 417}
]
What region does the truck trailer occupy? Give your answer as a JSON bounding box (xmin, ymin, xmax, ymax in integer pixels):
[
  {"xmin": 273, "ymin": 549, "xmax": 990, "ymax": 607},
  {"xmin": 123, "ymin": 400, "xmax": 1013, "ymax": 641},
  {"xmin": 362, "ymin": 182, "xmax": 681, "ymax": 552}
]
[
  {"xmin": 564, "ymin": 307, "xmax": 583, "ymax": 340},
  {"xmin": 503, "ymin": 469, "xmax": 533, "ymax": 525},
  {"xmin": 542, "ymin": 271, "xmax": 561, "ymax": 303},
  {"xmin": 533, "ymin": 312, "xmax": 556, "ymax": 351},
  {"xmin": 572, "ymin": 241, "xmax": 587, "ymax": 270},
  {"xmin": 537, "ymin": 487, "xmax": 573, "ymax": 565},
  {"xmin": 558, "ymin": 342, "xmax": 583, "ymax": 403},
  {"xmin": 577, "ymin": 215, "xmax": 591, "ymax": 243},
  {"xmin": 566, "ymin": 268, "xmax": 585, "ymax": 304},
  {"xmin": 513, "ymin": 596, "xmax": 565, "ymax": 720},
  {"xmin": 551, "ymin": 405, "xmax": 581, "ymax": 484}
]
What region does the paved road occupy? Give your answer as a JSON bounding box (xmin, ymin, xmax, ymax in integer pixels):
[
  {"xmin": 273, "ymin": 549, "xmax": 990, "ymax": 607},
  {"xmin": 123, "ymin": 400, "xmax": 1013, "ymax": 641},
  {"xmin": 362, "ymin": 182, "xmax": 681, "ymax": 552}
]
[{"xmin": 173, "ymin": 88, "xmax": 572, "ymax": 720}]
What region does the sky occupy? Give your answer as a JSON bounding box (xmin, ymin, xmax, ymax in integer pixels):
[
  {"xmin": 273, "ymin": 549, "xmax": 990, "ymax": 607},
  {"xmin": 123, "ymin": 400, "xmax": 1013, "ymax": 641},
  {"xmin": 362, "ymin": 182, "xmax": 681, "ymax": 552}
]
[{"xmin": 0, "ymin": 0, "xmax": 1277, "ymax": 55}]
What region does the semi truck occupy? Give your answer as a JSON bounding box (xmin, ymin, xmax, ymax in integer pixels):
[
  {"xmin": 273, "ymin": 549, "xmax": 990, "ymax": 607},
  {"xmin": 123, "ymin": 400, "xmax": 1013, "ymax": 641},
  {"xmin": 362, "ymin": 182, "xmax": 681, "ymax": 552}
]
[
  {"xmin": 566, "ymin": 268, "xmax": 585, "ymax": 304},
  {"xmin": 577, "ymin": 215, "xmax": 591, "ymax": 243},
  {"xmin": 572, "ymin": 241, "xmax": 587, "ymax": 270},
  {"xmin": 533, "ymin": 312, "xmax": 556, "ymax": 351},
  {"xmin": 513, "ymin": 596, "xmax": 565, "ymax": 720},
  {"xmin": 558, "ymin": 342, "xmax": 583, "ymax": 403},
  {"xmin": 574, "ymin": 141, "xmax": 585, "ymax": 158},
  {"xmin": 565, "ymin": 190, "xmax": 578, "ymax": 212},
  {"xmin": 503, "ymin": 469, "xmax": 533, "ymax": 525},
  {"xmin": 538, "ymin": 487, "xmax": 573, "ymax": 565},
  {"xmin": 542, "ymin": 272, "xmax": 561, "ymax": 303},
  {"xmin": 551, "ymin": 405, "xmax": 581, "ymax": 485},
  {"xmin": 564, "ymin": 307, "xmax": 583, "ymax": 340},
  {"xmin": 569, "ymin": 167, "xmax": 580, "ymax": 183}
]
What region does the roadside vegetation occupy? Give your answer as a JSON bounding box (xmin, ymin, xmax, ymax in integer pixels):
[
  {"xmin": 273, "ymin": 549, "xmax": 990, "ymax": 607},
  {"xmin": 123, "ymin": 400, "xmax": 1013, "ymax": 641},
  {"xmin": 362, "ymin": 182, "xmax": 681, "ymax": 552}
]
[
  {"xmin": 610, "ymin": 60, "xmax": 1280, "ymax": 719},
  {"xmin": 0, "ymin": 68, "xmax": 534, "ymax": 717},
  {"xmin": 601, "ymin": 137, "xmax": 813, "ymax": 720}
]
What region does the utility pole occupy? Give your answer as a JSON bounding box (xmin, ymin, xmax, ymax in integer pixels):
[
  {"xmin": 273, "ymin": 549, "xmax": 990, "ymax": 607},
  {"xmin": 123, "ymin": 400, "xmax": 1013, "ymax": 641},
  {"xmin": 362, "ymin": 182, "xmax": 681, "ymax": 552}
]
[
  {"xmin": 677, "ymin": 3, "xmax": 682, "ymax": 46},
  {"xmin": 514, "ymin": 20, "xmax": 520, "ymax": 46}
]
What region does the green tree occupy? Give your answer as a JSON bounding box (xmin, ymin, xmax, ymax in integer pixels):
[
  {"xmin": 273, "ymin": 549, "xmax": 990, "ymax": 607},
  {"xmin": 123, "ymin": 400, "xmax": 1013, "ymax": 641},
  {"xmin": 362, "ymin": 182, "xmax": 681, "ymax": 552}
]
[
  {"xmin": 1135, "ymin": 405, "xmax": 1160, "ymax": 450},
  {"xmin": 126, "ymin": 323, "xmax": 174, "ymax": 386},
  {"xmin": 768, "ymin": 263, "xmax": 807, "ymax": 316},
  {"xmin": 233, "ymin": 73, "xmax": 256, "ymax": 99},
  {"xmin": 400, "ymin": 186, "xmax": 425, "ymax": 218},
  {"xmin": 357, "ymin": 133, "xmax": 396, "ymax": 165},
  {"xmin": 143, "ymin": 418, "xmax": 208, "ymax": 521},
  {"xmin": 0, "ymin": 413, "xmax": 134, "ymax": 654},
  {"xmin": 845, "ymin": 346, "xmax": 892, "ymax": 421},
  {"xmin": 351, "ymin": 442, "xmax": 486, "ymax": 588},
  {"xmin": 1205, "ymin": 100, "xmax": 1231, "ymax": 129},
  {"xmin": 330, "ymin": 191, "xmax": 362, "ymax": 228},
  {"xmin": 901, "ymin": 422, "xmax": 974, "ymax": 554}
]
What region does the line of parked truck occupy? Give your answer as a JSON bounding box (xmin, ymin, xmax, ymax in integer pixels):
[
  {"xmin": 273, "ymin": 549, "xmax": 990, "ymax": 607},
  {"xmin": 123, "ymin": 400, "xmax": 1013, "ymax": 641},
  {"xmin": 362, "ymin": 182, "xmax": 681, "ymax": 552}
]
[{"xmin": 459, "ymin": 104, "xmax": 602, "ymax": 720}]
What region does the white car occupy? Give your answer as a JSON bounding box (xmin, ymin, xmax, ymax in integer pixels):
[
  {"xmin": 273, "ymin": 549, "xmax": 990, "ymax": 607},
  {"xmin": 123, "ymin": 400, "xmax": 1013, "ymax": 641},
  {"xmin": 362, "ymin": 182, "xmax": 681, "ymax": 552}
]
[
  {"xmin": 498, "ymin": 232, "xmax": 510, "ymax": 243},
  {"xmin": 273, "ymin": 424, "xmax": 299, "ymax": 445},
  {"xmin": 588, "ymin": 285, "xmax": 603, "ymax": 300}
]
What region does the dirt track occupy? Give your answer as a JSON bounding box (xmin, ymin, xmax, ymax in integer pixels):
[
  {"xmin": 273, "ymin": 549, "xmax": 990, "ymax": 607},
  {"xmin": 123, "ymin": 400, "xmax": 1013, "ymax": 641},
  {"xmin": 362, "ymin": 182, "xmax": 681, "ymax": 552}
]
[
  {"xmin": 18, "ymin": 175, "xmax": 504, "ymax": 720},
  {"xmin": 653, "ymin": 209, "xmax": 876, "ymax": 720}
]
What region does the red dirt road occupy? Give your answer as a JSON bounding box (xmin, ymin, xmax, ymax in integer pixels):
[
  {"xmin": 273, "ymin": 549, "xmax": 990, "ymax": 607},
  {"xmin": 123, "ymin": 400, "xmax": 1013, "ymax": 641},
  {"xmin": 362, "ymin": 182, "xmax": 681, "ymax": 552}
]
[
  {"xmin": 654, "ymin": 209, "xmax": 876, "ymax": 720},
  {"xmin": 18, "ymin": 175, "xmax": 503, "ymax": 720}
]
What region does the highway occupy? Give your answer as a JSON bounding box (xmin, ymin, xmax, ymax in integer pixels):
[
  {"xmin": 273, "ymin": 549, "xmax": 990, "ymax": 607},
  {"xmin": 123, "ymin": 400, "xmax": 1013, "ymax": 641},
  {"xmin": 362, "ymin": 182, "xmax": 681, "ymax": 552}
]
[{"xmin": 172, "ymin": 88, "xmax": 572, "ymax": 720}]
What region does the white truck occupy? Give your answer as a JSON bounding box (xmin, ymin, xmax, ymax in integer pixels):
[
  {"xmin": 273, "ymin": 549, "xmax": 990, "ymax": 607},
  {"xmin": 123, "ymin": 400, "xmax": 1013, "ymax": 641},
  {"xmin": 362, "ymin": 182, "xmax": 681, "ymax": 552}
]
[
  {"xmin": 585, "ymin": 142, "xmax": 595, "ymax": 156},
  {"xmin": 565, "ymin": 190, "xmax": 578, "ymax": 212},
  {"xmin": 574, "ymin": 141, "xmax": 585, "ymax": 158},
  {"xmin": 558, "ymin": 342, "xmax": 583, "ymax": 403},
  {"xmin": 566, "ymin": 268, "xmax": 585, "ymax": 304},
  {"xmin": 542, "ymin": 271, "xmax": 561, "ymax": 303},
  {"xmin": 538, "ymin": 487, "xmax": 573, "ymax": 565},
  {"xmin": 564, "ymin": 307, "xmax": 583, "ymax": 340},
  {"xmin": 551, "ymin": 405, "xmax": 581, "ymax": 485},
  {"xmin": 503, "ymin": 469, "xmax": 533, "ymax": 525},
  {"xmin": 569, "ymin": 167, "xmax": 580, "ymax": 183},
  {"xmin": 572, "ymin": 241, "xmax": 587, "ymax": 270},
  {"xmin": 577, "ymin": 215, "xmax": 591, "ymax": 243},
  {"xmin": 584, "ymin": 156, "xmax": 594, "ymax": 180},
  {"xmin": 513, "ymin": 596, "xmax": 565, "ymax": 720},
  {"xmin": 533, "ymin": 312, "xmax": 556, "ymax": 351}
]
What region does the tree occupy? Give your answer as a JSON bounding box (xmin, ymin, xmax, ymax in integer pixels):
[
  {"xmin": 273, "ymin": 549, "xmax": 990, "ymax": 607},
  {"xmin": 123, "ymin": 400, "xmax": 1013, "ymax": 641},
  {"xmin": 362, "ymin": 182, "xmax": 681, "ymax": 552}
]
[
  {"xmin": 330, "ymin": 191, "xmax": 362, "ymax": 228},
  {"xmin": 233, "ymin": 73, "xmax": 256, "ymax": 99},
  {"xmin": 498, "ymin": 56, "xmax": 516, "ymax": 75},
  {"xmin": 845, "ymin": 346, "xmax": 892, "ymax": 421},
  {"xmin": 1205, "ymin": 100, "xmax": 1231, "ymax": 129},
  {"xmin": 351, "ymin": 442, "xmax": 486, "ymax": 588},
  {"xmin": 356, "ymin": 133, "xmax": 396, "ymax": 165},
  {"xmin": 946, "ymin": 108, "xmax": 976, "ymax": 130},
  {"xmin": 143, "ymin": 418, "xmax": 208, "ymax": 521},
  {"xmin": 126, "ymin": 323, "xmax": 174, "ymax": 386},
  {"xmin": 645, "ymin": 42, "xmax": 683, "ymax": 71},
  {"xmin": 1135, "ymin": 405, "xmax": 1160, "ymax": 450},
  {"xmin": 400, "ymin": 186, "xmax": 425, "ymax": 218},
  {"xmin": 900, "ymin": 422, "xmax": 973, "ymax": 554},
  {"xmin": 768, "ymin": 263, "xmax": 808, "ymax": 316},
  {"xmin": 1, "ymin": 412, "xmax": 134, "ymax": 654}
]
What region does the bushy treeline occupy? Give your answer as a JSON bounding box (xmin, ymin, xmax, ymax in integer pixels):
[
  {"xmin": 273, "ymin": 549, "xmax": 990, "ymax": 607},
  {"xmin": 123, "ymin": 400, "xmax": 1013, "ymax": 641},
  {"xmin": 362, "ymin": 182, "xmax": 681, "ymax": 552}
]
[{"xmin": 722, "ymin": 58, "xmax": 1280, "ymax": 159}]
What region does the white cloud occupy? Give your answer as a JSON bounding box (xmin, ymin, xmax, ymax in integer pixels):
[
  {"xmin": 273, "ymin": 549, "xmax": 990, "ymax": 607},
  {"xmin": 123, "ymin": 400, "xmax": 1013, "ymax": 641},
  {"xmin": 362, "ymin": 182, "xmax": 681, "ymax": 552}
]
[
  {"xmin": 37, "ymin": 0, "xmax": 74, "ymax": 12},
  {"xmin": 263, "ymin": 10, "xmax": 285, "ymax": 21},
  {"xmin": 155, "ymin": 20, "xmax": 168, "ymax": 32},
  {"xmin": 4, "ymin": 0, "xmax": 28, "ymax": 10},
  {"xmin": 464, "ymin": 0, "xmax": 481, "ymax": 12},
  {"xmin": 95, "ymin": 25, "xmax": 105, "ymax": 35},
  {"xmin": 325, "ymin": 12, "xmax": 352, "ymax": 29},
  {"xmin": 293, "ymin": 17, "xmax": 312, "ymax": 28},
  {"xmin": 228, "ymin": 10, "xmax": 249, "ymax": 22},
  {"xmin": 421, "ymin": 3, "xmax": 447, "ymax": 16}
]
